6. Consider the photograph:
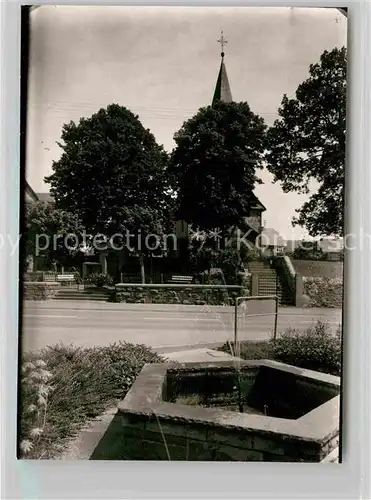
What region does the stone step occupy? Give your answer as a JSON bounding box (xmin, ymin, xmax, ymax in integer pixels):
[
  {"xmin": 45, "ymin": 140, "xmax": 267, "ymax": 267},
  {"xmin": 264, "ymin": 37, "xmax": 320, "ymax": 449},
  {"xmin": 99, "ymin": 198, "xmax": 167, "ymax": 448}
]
[
  {"xmin": 56, "ymin": 291, "xmax": 108, "ymax": 294},
  {"xmin": 54, "ymin": 289, "xmax": 110, "ymax": 301},
  {"xmin": 248, "ymin": 265, "xmax": 272, "ymax": 272},
  {"xmin": 55, "ymin": 292, "xmax": 109, "ymax": 296},
  {"xmin": 54, "ymin": 296, "xmax": 109, "ymax": 301}
]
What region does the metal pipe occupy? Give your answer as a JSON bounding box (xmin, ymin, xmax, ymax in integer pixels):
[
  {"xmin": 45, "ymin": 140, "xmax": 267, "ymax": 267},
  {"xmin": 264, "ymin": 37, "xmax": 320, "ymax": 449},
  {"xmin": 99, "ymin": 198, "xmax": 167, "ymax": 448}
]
[
  {"xmin": 274, "ymin": 294, "xmax": 279, "ymax": 341},
  {"xmin": 234, "ymin": 299, "xmax": 238, "ymax": 348}
]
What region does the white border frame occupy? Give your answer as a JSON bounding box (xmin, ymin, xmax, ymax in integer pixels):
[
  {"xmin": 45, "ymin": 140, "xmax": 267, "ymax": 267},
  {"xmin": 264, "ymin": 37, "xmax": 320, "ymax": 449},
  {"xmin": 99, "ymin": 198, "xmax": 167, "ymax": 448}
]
[{"xmin": 1, "ymin": 2, "xmax": 370, "ymax": 499}]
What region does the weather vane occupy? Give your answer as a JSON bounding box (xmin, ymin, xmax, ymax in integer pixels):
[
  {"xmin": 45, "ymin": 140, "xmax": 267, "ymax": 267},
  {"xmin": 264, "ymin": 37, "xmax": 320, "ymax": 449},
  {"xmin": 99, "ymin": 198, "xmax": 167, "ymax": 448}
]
[{"xmin": 217, "ymin": 30, "xmax": 228, "ymax": 57}]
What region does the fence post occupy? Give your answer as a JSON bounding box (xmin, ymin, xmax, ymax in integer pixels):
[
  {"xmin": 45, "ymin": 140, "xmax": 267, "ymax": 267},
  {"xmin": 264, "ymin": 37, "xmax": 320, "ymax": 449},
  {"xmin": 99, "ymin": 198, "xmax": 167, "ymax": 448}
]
[
  {"xmin": 273, "ymin": 296, "xmax": 278, "ymax": 341},
  {"xmin": 234, "ymin": 298, "xmax": 239, "ymax": 349},
  {"xmin": 251, "ymin": 273, "xmax": 259, "ymax": 296}
]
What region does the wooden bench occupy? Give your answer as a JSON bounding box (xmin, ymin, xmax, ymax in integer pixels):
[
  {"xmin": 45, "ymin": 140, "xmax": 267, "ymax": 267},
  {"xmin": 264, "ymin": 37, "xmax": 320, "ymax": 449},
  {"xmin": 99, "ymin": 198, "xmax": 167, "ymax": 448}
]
[
  {"xmin": 56, "ymin": 274, "xmax": 75, "ymax": 283},
  {"xmin": 42, "ymin": 273, "xmax": 57, "ymax": 282},
  {"xmin": 169, "ymin": 275, "xmax": 194, "ymax": 285}
]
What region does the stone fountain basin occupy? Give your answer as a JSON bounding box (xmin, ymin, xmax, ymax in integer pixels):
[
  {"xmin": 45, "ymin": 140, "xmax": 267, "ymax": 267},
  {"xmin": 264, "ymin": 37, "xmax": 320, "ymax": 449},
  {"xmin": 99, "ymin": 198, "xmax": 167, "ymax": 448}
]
[{"xmin": 92, "ymin": 359, "xmax": 340, "ymax": 462}]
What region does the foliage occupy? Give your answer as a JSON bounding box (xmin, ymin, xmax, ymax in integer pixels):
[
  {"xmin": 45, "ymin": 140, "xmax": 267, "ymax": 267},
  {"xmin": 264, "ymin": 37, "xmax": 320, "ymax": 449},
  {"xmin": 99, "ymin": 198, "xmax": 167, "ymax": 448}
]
[
  {"xmin": 70, "ymin": 268, "xmax": 82, "ymax": 284},
  {"xmin": 216, "ymin": 247, "xmax": 244, "ymax": 284},
  {"xmin": 19, "ymin": 360, "xmax": 55, "ymax": 459},
  {"xmin": 45, "ymin": 104, "xmax": 173, "ymax": 282},
  {"xmin": 219, "ymin": 340, "xmax": 274, "ymax": 360},
  {"xmin": 85, "ymin": 273, "xmax": 114, "ymax": 287},
  {"xmin": 24, "ymin": 201, "xmax": 84, "ymax": 266},
  {"xmin": 218, "ymin": 322, "xmax": 342, "ymax": 376},
  {"xmin": 292, "ymin": 245, "xmax": 325, "ymax": 261},
  {"xmin": 271, "ymin": 321, "xmax": 342, "ymax": 376},
  {"xmin": 23, "ymin": 272, "xmax": 44, "ymax": 282},
  {"xmin": 19, "ymin": 342, "xmax": 164, "ymax": 459},
  {"xmin": 188, "ymin": 243, "xmax": 219, "ymax": 275},
  {"xmin": 303, "ymin": 277, "xmax": 343, "ymax": 308},
  {"xmin": 265, "ymin": 47, "xmax": 346, "ymax": 236},
  {"xmin": 170, "ymin": 101, "xmax": 266, "ymax": 232}
]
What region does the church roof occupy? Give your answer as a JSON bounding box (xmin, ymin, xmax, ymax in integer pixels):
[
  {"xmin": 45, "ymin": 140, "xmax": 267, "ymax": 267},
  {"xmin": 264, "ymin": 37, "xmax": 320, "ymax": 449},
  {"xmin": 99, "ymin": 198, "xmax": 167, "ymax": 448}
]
[
  {"xmin": 212, "ymin": 31, "xmax": 232, "ymax": 105},
  {"xmin": 36, "ymin": 192, "xmax": 54, "ymax": 203},
  {"xmin": 212, "ymin": 58, "xmax": 233, "ymax": 105},
  {"xmin": 25, "ymin": 181, "xmax": 38, "ymax": 202},
  {"xmin": 250, "ymin": 193, "xmax": 266, "ymax": 211}
]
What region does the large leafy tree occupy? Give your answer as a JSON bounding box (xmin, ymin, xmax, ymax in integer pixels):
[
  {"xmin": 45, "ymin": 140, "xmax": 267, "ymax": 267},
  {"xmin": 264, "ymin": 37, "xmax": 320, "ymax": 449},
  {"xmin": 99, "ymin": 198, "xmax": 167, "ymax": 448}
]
[
  {"xmin": 45, "ymin": 104, "xmax": 171, "ymax": 282},
  {"xmin": 24, "ymin": 201, "xmax": 84, "ymax": 269},
  {"xmin": 169, "ymin": 101, "xmax": 266, "ymax": 233},
  {"xmin": 265, "ymin": 47, "xmax": 346, "ymax": 236}
]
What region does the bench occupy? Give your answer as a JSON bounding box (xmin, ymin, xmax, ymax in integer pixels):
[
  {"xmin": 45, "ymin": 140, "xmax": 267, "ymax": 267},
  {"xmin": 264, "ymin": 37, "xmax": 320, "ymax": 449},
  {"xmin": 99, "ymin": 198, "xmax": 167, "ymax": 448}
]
[
  {"xmin": 169, "ymin": 275, "xmax": 194, "ymax": 285},
  {"xmin": 42, "ymin": 273, "xmax": 57, "ymax": 282},
  {"xmin": 56, "ymin": 274, "xmax": 75, "ymax": 283}
]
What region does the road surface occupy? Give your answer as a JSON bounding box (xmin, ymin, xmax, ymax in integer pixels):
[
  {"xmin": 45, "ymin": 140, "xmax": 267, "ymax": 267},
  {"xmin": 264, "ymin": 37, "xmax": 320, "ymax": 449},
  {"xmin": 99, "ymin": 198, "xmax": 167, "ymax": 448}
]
[{"xmin": 21, "ymin": 300, "xmax": 342, "ymax": 353}]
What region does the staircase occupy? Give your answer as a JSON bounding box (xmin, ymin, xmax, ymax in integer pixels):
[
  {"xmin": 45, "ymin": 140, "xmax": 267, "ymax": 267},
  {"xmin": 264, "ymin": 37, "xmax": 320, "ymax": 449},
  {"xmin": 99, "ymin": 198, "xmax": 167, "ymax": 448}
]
[
  {"xmin": 247, "ymin": 261, "xmax": 293, "ymax": 306},
  {"xmin": 53, "ymin": 286, "xmax": 110, "ymax": 302}
]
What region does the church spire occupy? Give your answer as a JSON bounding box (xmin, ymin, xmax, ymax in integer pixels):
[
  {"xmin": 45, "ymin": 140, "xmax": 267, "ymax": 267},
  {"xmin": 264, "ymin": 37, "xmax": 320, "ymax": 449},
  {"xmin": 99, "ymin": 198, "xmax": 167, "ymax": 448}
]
[{"xmin": 212, "ymin": 31, "xmax": 233, "ymax": 105}]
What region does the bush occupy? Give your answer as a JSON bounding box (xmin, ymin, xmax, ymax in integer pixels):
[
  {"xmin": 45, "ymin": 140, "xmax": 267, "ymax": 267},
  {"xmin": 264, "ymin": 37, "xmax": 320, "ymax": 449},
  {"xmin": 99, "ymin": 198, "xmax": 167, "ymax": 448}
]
[
  {"xmin": 217, "ymin": 248, "xmax": 243, "ymax": 284},
  {"xmin": 271, "ymin": 321, "xmax": 342, "ymax": 376},
  {"xmin": 19, "ymin": 342, "xmax": 164, "ymax": 459},
  {"xmin": 292, "ymin": 246, "xmax": 325, "ymax": 261},
  {"xmin": 85, "ymin": 273, "xmax": 114, "ymax": 287},
  {"xmin": 218, "ymin": 322, "xmax": 342, "ymax": 377},
  {"xmin": 303, "ymin": 277, "xmax": 343, "ymax": 308},
  {"xmin": 219, "ymin": 340, "xmax": 274, "ymax": 360}
]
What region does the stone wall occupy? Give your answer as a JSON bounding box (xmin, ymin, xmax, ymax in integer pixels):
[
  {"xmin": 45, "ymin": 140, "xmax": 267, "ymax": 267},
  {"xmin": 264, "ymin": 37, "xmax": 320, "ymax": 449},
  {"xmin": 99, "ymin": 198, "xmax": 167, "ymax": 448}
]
[
  {"xmin": 23, "ymin": 282, "xmax": 60, "ymax": 300},
  {"xmin": 292, "ymin": 260, "xmax": 343, "ymax": 279},
  {"xmin": 303, "ymin": 277, "xmax": 343, "ymax": 308},
  {"xmin": 93, "ymin": 407, "xmax": 338, "ymax": 462},
  {"xmin": 110, "ymin": 284, "xmax": 246, "ymax": 306},
  {"xmin": 91, "ymin": 361, "xmax": 340, "ymax": 462}
]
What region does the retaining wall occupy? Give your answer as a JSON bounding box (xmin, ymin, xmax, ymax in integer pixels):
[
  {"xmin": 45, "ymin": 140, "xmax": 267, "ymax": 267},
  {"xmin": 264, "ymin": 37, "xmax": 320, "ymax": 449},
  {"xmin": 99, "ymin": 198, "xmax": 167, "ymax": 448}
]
[
  {"xmin": 23, "ymin": 282, "xmax": 60, "ymax": 300},
  {"xmin": 110, "ymin": 284, "xmax": 246, "ymax": 306},
  {"xmin": 91, "ymin": 361, "xmax": 340, "ymax": 462}
]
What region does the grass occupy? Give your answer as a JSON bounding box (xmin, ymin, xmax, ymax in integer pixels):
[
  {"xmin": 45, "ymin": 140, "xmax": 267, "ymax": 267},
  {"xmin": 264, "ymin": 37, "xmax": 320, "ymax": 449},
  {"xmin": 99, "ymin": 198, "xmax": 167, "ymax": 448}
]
[
  {"xmin": 218, "ymin": 339, "xmax": 274, "ymax": 360},
  {"xmin": 19, "ymin": 342, "xmax": 164, "ymax": 459}
]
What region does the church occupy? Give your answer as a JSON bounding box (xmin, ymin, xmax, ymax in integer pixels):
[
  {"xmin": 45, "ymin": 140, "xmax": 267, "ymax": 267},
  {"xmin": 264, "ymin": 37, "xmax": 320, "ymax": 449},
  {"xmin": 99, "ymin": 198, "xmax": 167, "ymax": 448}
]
[{"xmin": 174, "ymin": 32, "xmax": 267, "ymax": 249}]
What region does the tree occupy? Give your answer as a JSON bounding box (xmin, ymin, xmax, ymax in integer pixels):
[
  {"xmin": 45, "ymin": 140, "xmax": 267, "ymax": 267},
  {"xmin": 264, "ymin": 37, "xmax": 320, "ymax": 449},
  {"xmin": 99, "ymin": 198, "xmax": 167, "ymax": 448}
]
[
  {"xmin": 45, "ymin": 104, "xmax": 171, "ymax": 282},
  {"xmin": 24, "ymin": 201, "xmax": 84, "ymax": 269},
  {"xmin": 265, "ymin": 47, "xmax": 346, "ymax": 237},
  {"xmin": 169, "ymin": 101, "xmax": 266, "ymax": 234}
]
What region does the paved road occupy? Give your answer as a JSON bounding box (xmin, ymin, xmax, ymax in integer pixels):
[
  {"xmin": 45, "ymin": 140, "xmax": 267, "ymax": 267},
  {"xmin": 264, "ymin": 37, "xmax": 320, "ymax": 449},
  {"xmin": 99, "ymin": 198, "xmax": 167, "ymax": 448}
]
[{"xmin": 21, "ymin": 300, "xmax": 342, "ymax": 353}]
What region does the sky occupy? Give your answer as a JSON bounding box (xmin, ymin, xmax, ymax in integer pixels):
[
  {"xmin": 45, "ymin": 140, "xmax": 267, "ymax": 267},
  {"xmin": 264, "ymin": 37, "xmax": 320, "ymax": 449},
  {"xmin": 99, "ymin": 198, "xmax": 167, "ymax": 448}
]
[{"xmin": 26, "ymin": 6, "xmax": 347, "ymax": 240}]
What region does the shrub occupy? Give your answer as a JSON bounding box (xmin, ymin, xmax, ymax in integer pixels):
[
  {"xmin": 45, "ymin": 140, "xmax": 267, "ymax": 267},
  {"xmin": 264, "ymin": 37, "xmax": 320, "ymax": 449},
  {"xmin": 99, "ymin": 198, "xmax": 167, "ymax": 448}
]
[
  {"xmin": 218, "ymin": 322, "xmax": 342, "ymax": 376},
  {"xmin": 271, "ymin": 321, "xmax": 342, "ymax": 376},
  {"xmin": 217, "ymin": 248, "xmax": 243, "ymax": 284},
  {"xmin": 68, "ymin": 267, "xmax": 82, "ymax": 284},
  {"xmin": 85, "ymin": 273, "xmax": 114, "ymax": 287},
  {"xmin": 219, "ymin": 340, "xmax": 274, "ymax": 360},
  {"xmin": 303, "ymin": 277, "xmax": 343, "ymax": 308},
  {"xmin": 19, "ymin": 342, "xmax": 164, "ymax": 459},
  {"xmin": 24, "ymin": 272, "xmax": 44, "ymax": 282},
  {"xmin": 292, "ymin": 246, "xmax": 325, "ymax": 261}
]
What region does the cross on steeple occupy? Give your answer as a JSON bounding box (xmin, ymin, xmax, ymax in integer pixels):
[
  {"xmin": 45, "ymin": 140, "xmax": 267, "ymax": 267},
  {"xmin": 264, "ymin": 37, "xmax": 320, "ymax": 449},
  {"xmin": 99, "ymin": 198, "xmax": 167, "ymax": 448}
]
[
  {"xmin": 217, "ymin": 30, "xmax": 227, "ymax": 58},
  {"xmin": 212, "ymin": 31, "xmax": 232, "ymax": 105}
]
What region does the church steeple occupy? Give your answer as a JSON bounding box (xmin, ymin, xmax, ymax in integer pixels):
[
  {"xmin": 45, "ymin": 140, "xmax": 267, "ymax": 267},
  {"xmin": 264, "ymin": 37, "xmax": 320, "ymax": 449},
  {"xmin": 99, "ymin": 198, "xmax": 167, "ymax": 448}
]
[{"xmin": 212, "ymin": 31, "xmax": 233, "ymax": 105}]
